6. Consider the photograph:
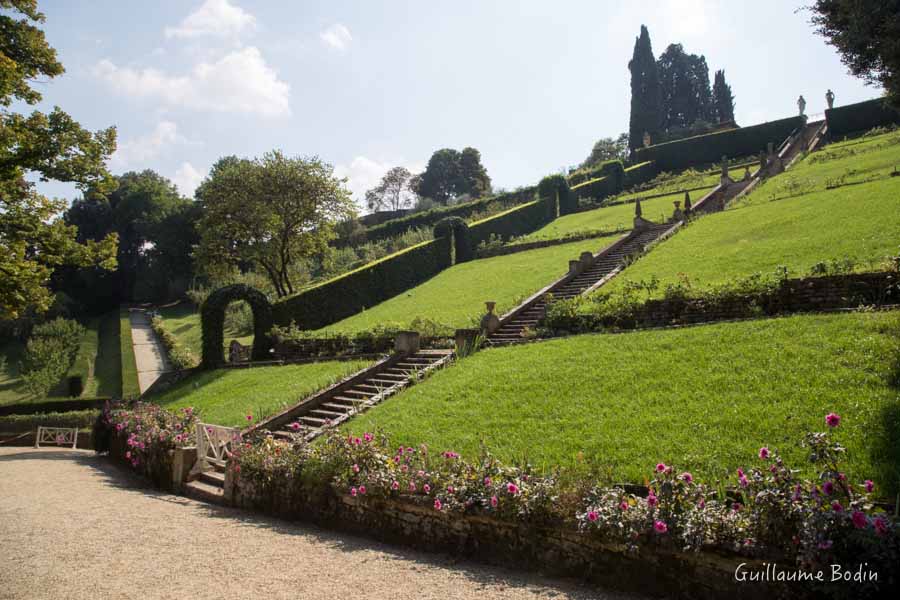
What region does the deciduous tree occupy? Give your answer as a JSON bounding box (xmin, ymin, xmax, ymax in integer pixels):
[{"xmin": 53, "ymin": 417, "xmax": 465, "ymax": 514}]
[{"xmin": 365, "ymin": 166, "xmax": 415, "ymax": 212}]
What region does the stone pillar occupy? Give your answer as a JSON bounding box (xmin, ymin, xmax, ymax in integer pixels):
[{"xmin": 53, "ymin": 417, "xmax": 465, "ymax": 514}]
[
  {"xmin": 568, "ymin": 260, "xmax": 581, "ymax": 275},
  {"xmin": 480, "ymin": 302, "xmax": 501, "ymax": 334},
  {"xmin": 394, "ymin": 331, "xmax": 421, "ymax": 354},
  {"xmin": 719, "ymin": 155, "xmax": 733, "ymax": 186},
  {"xmin": 579, "ymin": 251, "xmax": 594, "ymax": 269},
  {"xmin": 454, "ymin": 328, "xmax": 478, "ymax": 352}
]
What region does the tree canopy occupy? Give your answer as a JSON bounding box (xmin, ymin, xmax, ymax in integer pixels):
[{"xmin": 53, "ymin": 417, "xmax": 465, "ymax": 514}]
[
  {"xmin": 628, "ymin": 25, "xmax": 661, "ymax": 150},
  {"xmin": 195, "ymin": 151, "xmax": 356, "ymax": 297},
  {"xmin": 581, "ymin": 134, "xmax": 629, "ymax": 169},
  {"xmin": 712, "ymin": 69, "xmax": 736, "ymax": 123},
  {"xmin": 1, "ymin": 0, "xmax": 118, "ymax": 319},
  {"xmin": 365, "ymin": 166, "xmax": 416, "ymax": 212},
  {"xmin": 413, "ymin": 147, "xmax": 491, "ymax": 204}
]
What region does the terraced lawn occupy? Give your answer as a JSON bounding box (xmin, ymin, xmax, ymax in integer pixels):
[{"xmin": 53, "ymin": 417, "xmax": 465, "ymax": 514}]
[
  {"xmin": 321, "ymin": 235, "xmax": 621, "ymax": 333},
  {"xmin": 347, "ymin": 311, "xmax": 900, "ymax": 494},
  {"xmin": 151, "ymin": 359, "xmax": 370, "ymax": 427},
  {"xmin": 157, "ymin": 302, "xmax": 253, "ymax": 358}
]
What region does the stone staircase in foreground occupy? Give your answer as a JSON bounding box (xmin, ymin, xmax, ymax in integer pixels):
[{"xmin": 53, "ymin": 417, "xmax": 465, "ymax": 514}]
[{"xmin": 487, "ymin": 222, "xmax": 675, "ymax": 345}]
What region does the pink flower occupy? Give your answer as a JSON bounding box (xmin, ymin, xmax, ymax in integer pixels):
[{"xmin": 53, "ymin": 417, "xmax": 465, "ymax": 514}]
[
  {"xmin": 406, "ymin": 446, "xmax": 414, "ymax": 454},
  {"xmin": 822, "ymin": 481, "xmax": 834, "ymax": 495},
  {"xmin": 619, "ymin": 501, "xmax": 629, "ymax": 511},
  {"xmin": 653, "ymin": 520, "xmax": 668, "ymax": 534},
  {"xmin": 831, "ymin": 501, "xmax": 843, "ymax": 512},
  {"xmin": 246, "ymin": 414, "xmax": 253, "ymax": 422},
  {"xmin": 732, "ymin": 502, "xmax": 742, "ymax": 512},
  {"xmin": 391, "ymin": 480, "xmax": 399, "ymax": 491},
  {"xmin": 447, "ymin": 486, "xmax": 455, "ymax": 494},
  {"xmin": 352, "ymin": 464, "xmax": 360, "ymax": 473},
  {"xmin": 484, "ymin": 477, "xmax": 492, "ymax": 487},
  {"xmin": 655, "ymin": 463, "xmax": 667, "ymax": 473},
  {"xmin": 697, "ymin": 499, "xmax": 705, "ymax": 509},
  {"xmin": 350, "ymin": 487, "xmax": 358, "ymax": 497},
  {"xmin": 825, "ymin": 412, "xmax": 841, "ymax": 428},
  {"xmin": 408, "ymin": 482, "xmax": 416, "ymax": 492},
  {"xmin": 758, "ymin": 447, "xmax": 769, "ymax": 460},
  {"xmin": 490, "ymin": 495, "xmax": 498, "ymax": 508},
  {"xmin": 417, "ymin": 470, "xmax": 425, "ymax": 478},
  {"xmin": 680, "ymin": 472, "xmax": 693, "ymax": 483},
  {"xmin": 874, "ymin": 517, "xmax": 889, "ymax": 536},
  {"xmin": 359, "ymin": 485, "xmax": 366, "ymax": 495},
  {"xmin": 736, "ymin": 468, "xmax": 744, "ymax": 477},
  {"xmin": 290, "ymin": 422, "xmax": 301, "ymax": 431},
  {"xmin": 739, "ymin": 475, "xmax": 749, "ymax": 488},
  {"xmin": 865, "ymin": 480, "xmax": 874, "ymax": 493},
  {"xmin": 506, "ymin": 483, "xmax": 519, "ymax": 495},
  {"xmin": 353, "ymin": 437, "xmax": 361, "ymax": 445},
  {"xmin": 647, "ymin": 492, "xmax": 658, "ymax": 507},
  {"xmin": 393, "ymin": 456, "xmax": 401, "ymax": 464},
  {"xmin": 434, "ymin": 498, "xmax": 442, "ymax": 510},
  {"xmin": 587, "ymin": 511, "xmax": 599, "ymax": 522},
  {"xmin": 364, "ymin": 432, "xmax": 373, "ymax": 442},
  {"xmin": 423, "ymin": 484, "xmax": 431, "ymax": 493},
  {"xmin": 851, "ymin": 511, "xmax": 868, "ymax": 529}
]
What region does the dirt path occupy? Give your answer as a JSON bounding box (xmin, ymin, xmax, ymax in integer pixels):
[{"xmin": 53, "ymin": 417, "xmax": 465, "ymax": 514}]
[
  {"xmin": 0, "ymin": 448, "xmax": 643, "ymax": 600},
  {"xmin": 128, "ymin": 308, "xmax": 170, "ymax": 394}
]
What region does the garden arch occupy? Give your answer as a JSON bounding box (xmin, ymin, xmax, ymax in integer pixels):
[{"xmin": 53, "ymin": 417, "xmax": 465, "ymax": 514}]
[
  {"xmin": 433, "ymin": 216, "xmax": 473, "ymax": 265},
  {"xmin": 200, "ymin": 284, "xmax": 274, "ymax": 369}
]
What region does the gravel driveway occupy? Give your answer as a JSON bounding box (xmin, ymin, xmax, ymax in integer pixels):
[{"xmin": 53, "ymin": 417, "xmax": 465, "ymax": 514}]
[{"xmin": 0, "ymin": 448, "xmax": 643, "ymax": 600}]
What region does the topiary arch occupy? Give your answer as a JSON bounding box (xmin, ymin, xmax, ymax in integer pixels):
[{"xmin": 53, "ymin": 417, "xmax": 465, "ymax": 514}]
[
  {"xmin": 200, "ymin": 284, "xmax": 274, "ymax": 369},
  {"xmin": 433, "ymin": 216, "xmax": 473, "ymax": 264}
]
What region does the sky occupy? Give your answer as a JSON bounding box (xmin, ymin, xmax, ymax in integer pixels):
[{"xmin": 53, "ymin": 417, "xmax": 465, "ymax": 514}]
[{"xmin": 26, "ymin": 0, "xmax": 879, "ymax": 210}]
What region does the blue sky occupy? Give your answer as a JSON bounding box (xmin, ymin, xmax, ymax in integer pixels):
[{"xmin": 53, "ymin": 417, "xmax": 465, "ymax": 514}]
[{"xmin": 30, "ymin": 0, "xmax": 878, "ymax": 209}]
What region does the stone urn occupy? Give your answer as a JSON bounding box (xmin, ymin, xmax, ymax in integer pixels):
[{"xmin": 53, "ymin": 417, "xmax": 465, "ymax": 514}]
[{"xmin": 480, "ymin": 301, "xmax": 501, "ymax": 334}]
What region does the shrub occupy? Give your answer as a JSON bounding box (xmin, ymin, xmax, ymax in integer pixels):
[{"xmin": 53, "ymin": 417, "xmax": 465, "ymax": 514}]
[
  {"xmin": 567, "ymin": 159, "xmax": 625, "ymax": 188},
  {"xmin": 826, "ymin": 98, "xmax": 900, "ymax": 139},
  {"xmin": 634, "ymin": 116, "xmax": 804, "ymax": 172},
  {"xmin": 19, "ymin": 318, "xmax": 85, "ymax": 399},
  {"xmin": 623, "ymin": 161, "xmax": 660, "ymax": 190},
  {"xmin": 150, "ymin": 316, "xmax": 198, "ymax": 371},
  {"xmin": 0, "ymin": 409, "xmax": 98, "ymax": 434}
]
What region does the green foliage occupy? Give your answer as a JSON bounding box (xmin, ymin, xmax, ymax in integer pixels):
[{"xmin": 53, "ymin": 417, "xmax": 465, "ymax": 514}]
[
  {"xmin": 433, "ymin": 216, "xmax": 473, "ymax": 264},
  {"xmin": 633, "ymin": 115, "xmax": 804, "ymax": 172},
  {"xmin": 579, "ymin": 134, "xmax": 629, "ymax": 169},
  {"xmin": 567, "ymin": 159, "xmax": 624, "ymax": 188},
  {"xmin": 19, "ymin": 318, "xmax": 84, "ymax": 399},
  {"xmin": 468, "ymin": 199, "xmax": 554, "ymax": 246},
  {"xmin": 150, "ymin": 316, "xmax": 197, "ymax": 371},
  {"xmin": 0, "ymin": 3, "xmax": 118, "ymax": 319},
  {"xmin": 196, "ymin": 151, "xmax": 356, "ymax": 298},
  {"xmin": 365, "ymin": 166, "xmax": 416, "ymax": 212},
  {"xmin": 538, "ymin": 174, "xmax": 575, "ymax": 216},
  {"xmin": 118, "ymin": 309, "xmax": 140, "ymax": 399},
  {"xmin": 628, "ymin": 25, "xmax": 661, "ymax": 149},
  {"xmin": 200, "ymin": 284, "xmax": 273, "ymax": 369},
  {"xmin": 825, "ymin": 98, "xmax": 900, "ymax": 138},
  {"xmin": 66, "ymin": 317, "xmax": 99, "ymax": 397},
  {"xmin": 657, "ymin": 43, "xmax": 714, "ymax": 131},
  {"xmin": 623, "ymin": 160, "xmax": 660, "ymax": 189},
  {"xmin": 711, "ymin": 69, "xmax": 735, "ymax": 123},
  {"xmin": 413, "ymin": 147, "xmax": 491, "ymax": 204},
  {"xmin": 0, "ymin": 409, "xmax": 98, "ymax": 434}
]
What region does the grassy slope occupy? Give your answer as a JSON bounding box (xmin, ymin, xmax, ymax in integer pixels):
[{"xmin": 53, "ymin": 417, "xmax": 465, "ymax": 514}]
[
  {"xmin": 348, "ymin": 312, "xmax": 900, "ymax": 493},
  {"xmin": 0, "ymin": 339, "xmax": 27, "ymax": 405},
  {"xmin": 522, "ymin": 188, "xmax": 715, "ymax": 242},
  {"xmin": 322, "ymin": 236, "xmax": 621, "ymax": 333},
  {"xmin": 157, "ymin": 302, "xmax": 253, "ymax": 358},
  {"xmin": 606, "ymin": 133, "xmax": 900, "ymax": 293},
  {"xmin": 119, "ymin": 308, "xmax": 141, "ymax": 399},
  {"xmin": 151, "ymin": 360, "xmax": 370, "ymax": 427},
  {"xmin": 82, "ymin": 311, "xmax": 122, "ymax": 398}
]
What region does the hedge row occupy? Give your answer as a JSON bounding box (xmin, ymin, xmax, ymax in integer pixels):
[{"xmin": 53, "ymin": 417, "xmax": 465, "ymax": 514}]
[
  {"xmin": 825, "ymin": 97, "xmax": 900, "ymax": 138},
  {"xmin": 343, "ymin": 186, "xmax": 538, "ymax": 246},
  {"xmin": 271, "ymin": 238, "xmax": 452, "ymax": 330},
  {"xmin": 571, "ymin": 175, "xmax": 620, "ymax": 201},
  {"xmin": 66, "ymin": 317, "xmax": 99, "ymax": 397},
  {"xmin": 150, "ymin": 316, "xmax": 197, "ymax": 371},
  {"xmin": 0, "ymin": 409, "xmax": 98, "ymax": 433},
  {"xmin": 633, "ymin": 116, "xmax": 805, "ymax": 172},
  {"xmin": 468, "ymin": 199, "xmax": 553, "ymax": 247},
  {"xmin": 118, "ymin": 308, "xmax": 141, "ymax": 399},
  {"xmin": 567, "ymin": 159, "xmax": 624, "ymax": 187},
  {"xmin": 0, "ymin": 397, "xmax": 109, "ymax": 416},
  {"xmin": 623, "ymin": 161, "xmax": 660, "ymax": 189}
]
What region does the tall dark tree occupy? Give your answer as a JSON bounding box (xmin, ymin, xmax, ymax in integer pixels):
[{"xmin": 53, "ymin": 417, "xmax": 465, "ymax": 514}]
[
  {"xmin": 712, "ymin": 69, "xmax": 736, "ymax": 123},
  {"xmin": 810, "ymin": 0, "xmax": 900, "ymax": 106},
  {"xmin": 628, "ymin": 25, "xmax": 661, "ymax": 149},
  {"xmin": 457, "ymin": 147, "xmax": 491, "ymax": 198},
  {"xmin": 657, "ymin": 44, "xmax": 714, "ymax": 132}
]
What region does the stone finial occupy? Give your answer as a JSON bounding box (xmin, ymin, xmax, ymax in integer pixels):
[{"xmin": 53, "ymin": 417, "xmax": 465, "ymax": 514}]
[
  {"xmin": 394, "ymin": 331, "xmax": 421, "ymax": 354},
  {"xmin": 743, "ymin": 166, "xmax": 751, "ymax": 181},
  {"xmin": 683, "ymin": 191, "xmax": 692, "ymax": 215},
  {"xmin": 671, "ymin": 200, "xmax": 684, "ymax": 223},
  {"xmin": 579, "ymin": 251, "xmax": 593, "ymax": 268},
  {"xmin": 634, "ymin": 198, "xmax": 643, "ymax": 218},
  {"xmin": 480, "ymin": 302, "xmax": 500, "ymax": 334}
]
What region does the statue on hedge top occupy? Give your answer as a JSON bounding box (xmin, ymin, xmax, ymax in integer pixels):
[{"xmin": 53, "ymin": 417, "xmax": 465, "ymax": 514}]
[
  {"xmin": 826, "ymin": 89, "xmax": 835, "ymax": 110},
  {"xmin": 797, "ymin": 95, "xmax": 807, "ymax": 117}
]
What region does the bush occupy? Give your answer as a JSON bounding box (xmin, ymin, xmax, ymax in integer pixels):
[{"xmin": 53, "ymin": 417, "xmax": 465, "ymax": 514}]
[
  {"xmin": 567, "ymin": 159, "xmax": 625, "ymax": 187},
  {"xmin": 623, "ymin": 161, "xmax": 660, "ymax": 190},
  {"xmin": 150, "ymin": 316, "xmax": 198, "ymax": 371},
  {"xmin": 19, "ymin": 318, "xmax": 85, "ymax": 399},
  {"xmin": 633, "ymin": 116, "xmax": 804, "ymax": 172},
  {"xmin": 0, "ymin": 409, "xmax": 98, "ymax": 434},
  {"xmin": 826, "ymin": 98, "xmax": 900, "ymax": 139}
]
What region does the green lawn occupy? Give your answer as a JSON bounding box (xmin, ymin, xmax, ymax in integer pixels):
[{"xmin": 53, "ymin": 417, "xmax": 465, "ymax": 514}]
[
  {"xmin": 157, "ymin": 302, "xmax": 253, "ymax": 358},
  {"xmin": 0, "ymin": 338, "xmax": 27, "ymax": 405},
  {"xmin": 522, "ymin": 188, "xmax": 715, "ymax": 242},
  {"xmin": 347, "ymin": 312, "xmax": 900, "ymax": 494},
  {"xmin": 82, "ymin": 311, "xmax": 123, "ymax": 398},
  {"xmin": 151, "ymin": 360, "xmax": 370, "ymax": 427},
  {"xmin": 119, "ymin": 308, "xmax": 140, "ymax": 399},
  {"xmin": 322, "ymin": 236, "xmax": 620, "ymax": 333}
]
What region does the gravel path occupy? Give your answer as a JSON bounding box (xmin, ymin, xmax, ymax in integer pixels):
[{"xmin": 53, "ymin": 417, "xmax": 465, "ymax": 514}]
[
  {"xmin": 0, "ymin": 448, "xmax": 644, "ymax": 600},
  {"xmin": 128, "ymin": 308, "xmax": 170, "ymax": 394}
]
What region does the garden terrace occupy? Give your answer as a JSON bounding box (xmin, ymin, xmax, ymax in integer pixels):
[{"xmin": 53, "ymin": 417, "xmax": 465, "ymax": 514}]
[
  {"xmin": 319, "ymin": 235, "xmax": 621, "ymax": 334},
  {"xmin": 346, "ymin": 311, "xmax": 900, "ymax": 493}
]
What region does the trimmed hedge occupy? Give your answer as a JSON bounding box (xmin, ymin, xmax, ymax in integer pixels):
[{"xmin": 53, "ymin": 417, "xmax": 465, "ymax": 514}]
[
  {"xmin": 538, "ymin": 174, "xmax": 575, "ymax": 216},
  {"xmin": 571, "ymin": 175, "xmax": 621, "ymax": 201},
  {"xmin": 825, "ymin": 97, "xmax": 900, "ymax": 138},
  {"xmin": 623, "ymin": 161, "xmax": 660, "ymax": 190},
  {"xmin": 0, "ymin": 397, "xmax": 109, "ymax": 416},
  {"xmin": 342, "ymin": 187, "xmax": 538, "ymax": 246},
  {"xmin": 150, "ymin": 316, "xmax": 197, "ymax": 371},
  {"xmin": 271, "ymin": 238, "xmax": 452, "ymax": 331},
  {"xmin": 468, "ymin": 199, "xmax": 553, "ymax": 247},
  {"xmin": 200, "ymin": 285, "xmax": 274, "ymax": 369},
  {"xmin": 633, "ymin": 116, "xmax": 805, "ymax": 172},
  {"xmin": 118, "ymin": 308, "xmax": 141, "ymax": 399},
  {"xmin": 567, "ymin": 159, "xmax": 624, "ymax": 187},
  {"xmin": 0, "ymin": 409, "xmax": 98, "ymax": 433},
  {"xmin": 434, "ymin": 216, "xmax": 473, "ymax": 264}
]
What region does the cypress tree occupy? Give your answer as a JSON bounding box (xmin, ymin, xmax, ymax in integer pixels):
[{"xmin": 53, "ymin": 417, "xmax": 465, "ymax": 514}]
[
  {"xmin": 712, "ymin": 69, "xmax": 736, "ymax": 123},
  {"xmin": 628, "ymin": 25, "xmax": 661, "ymax": 150}
]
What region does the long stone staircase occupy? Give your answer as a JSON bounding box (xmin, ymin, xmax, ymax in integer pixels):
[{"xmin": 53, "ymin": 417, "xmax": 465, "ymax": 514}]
[{"xmin": 487, "ymin": 222, "xmax": 675, "ymax": 345}]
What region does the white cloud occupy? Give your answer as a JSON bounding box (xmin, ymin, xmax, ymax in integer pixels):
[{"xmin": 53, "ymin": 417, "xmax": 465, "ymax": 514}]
[
  {"xmin": 93, "ymin": 46, "xmax": 290, "ymax": 117},
  {"xmin": 334, "ymin": 156, "xmax": 424, "ymax": 209},
  {"xmin": 173, "ymin": 162, "xmax": 205, "ymax": 197},
  {"xmin": 320, "ymin": 24, "xmax": 352, "ymax": 51},
  {"xmin": 111, "ymin": 121, "xmax": 188, "ymax": 168},
  {"xmin": 165, "ymin": 0, "xmax": 256, "ymax": 40}
]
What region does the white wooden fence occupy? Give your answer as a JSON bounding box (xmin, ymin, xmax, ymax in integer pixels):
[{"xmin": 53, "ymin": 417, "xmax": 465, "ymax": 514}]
[
  {"xmin": 34, "ymin": 426, "xmax": 79, "ymax": 449},
  {"xmin": 193, "ymin": 422, "xmax": 241, "ymax": 473}
]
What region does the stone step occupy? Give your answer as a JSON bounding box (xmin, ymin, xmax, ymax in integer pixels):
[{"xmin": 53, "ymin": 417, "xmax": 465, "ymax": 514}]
[
  {"xmin": 395, "ymin": 362, "xmax": 429, "ymax": 370},
  {"xmin": 310, "ymin": 408, "xmax": 345, "ymax": 420},
  {"xmin": 330, "ymin": 395, "xmax": 363, "ymax": 405},
  {"xmin": 367, "ymin": 378, "xmax": 404, "ymax": 387},
  {"xmin": 299, "ymin": 415, "xmax": 328, "ymax": 427},
  {"xmin": 184, "ymin": 479, "xmax": 225, "ymax": 504},
  {"xmin": 373, "ymin": 371, "xmax": 407, "ymax": 380},
  {"xmin": 199, "ymin": 470, "xmax": 225, "ymax": 487},
  {"xmin": 320, "ymin": 402, "xmax": 354, "ymax": 412},
  {"xmin": 356, "ymin": 383, "xmax": 394, "ymax": 392}
]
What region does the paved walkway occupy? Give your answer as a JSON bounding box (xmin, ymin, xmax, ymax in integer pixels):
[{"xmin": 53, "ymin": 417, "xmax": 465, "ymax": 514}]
[
  {"xmin": 0, "ymin": 448, "xmax": 643, "ymax": 600},
  {"xmin": 128, "ymin": 308, "xmax": 170, "ymax": 394}
]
